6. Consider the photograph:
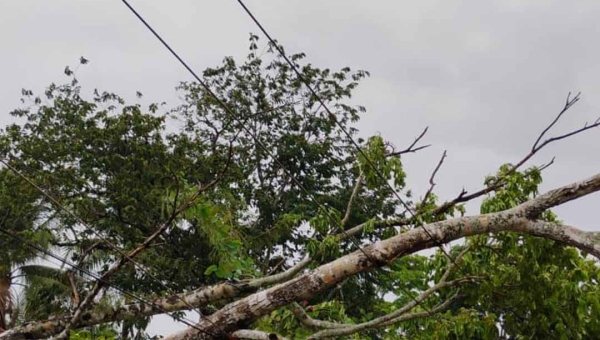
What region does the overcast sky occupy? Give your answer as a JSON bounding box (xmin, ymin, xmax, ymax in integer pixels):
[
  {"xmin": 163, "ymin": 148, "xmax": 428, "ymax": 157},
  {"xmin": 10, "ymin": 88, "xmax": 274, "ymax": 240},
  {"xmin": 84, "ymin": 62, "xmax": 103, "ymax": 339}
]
[{"xmin": 1, "ymin": 0, "xmax": 600, "ymax": 336}]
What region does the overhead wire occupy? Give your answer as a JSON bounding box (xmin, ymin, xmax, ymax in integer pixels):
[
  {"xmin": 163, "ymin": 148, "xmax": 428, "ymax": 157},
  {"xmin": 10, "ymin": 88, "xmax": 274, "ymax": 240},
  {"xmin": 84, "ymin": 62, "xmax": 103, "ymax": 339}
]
[
  {"xmin": 234, "ymin": 0, "xmax": 457, "ymax": 263},
  {"xmin": 120, "ymin": 0, "xmax": 460, "ymax": 329},
  {"xmin": 0, "ymin": 1, "xmax": 467, "ymax": 337},
  {"xmin": 232, "ymin": 0, "xmax": 474, "ymax": 325},
  {"xmin": 118, "ymin": 0, "xmax": 378, "ymax": 262}
]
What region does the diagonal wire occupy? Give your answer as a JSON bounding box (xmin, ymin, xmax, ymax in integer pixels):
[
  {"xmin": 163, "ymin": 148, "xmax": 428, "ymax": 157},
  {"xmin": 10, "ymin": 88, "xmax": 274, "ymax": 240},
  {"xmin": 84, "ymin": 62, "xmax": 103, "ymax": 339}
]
[
  {"xmin": 231, "ymin": 0, "xmax": 471, "ymax": 323},
  {"xmin": 0, "ymin": 224, "xmax": 221, "ymax": 339},
  {"xmin": 119, "ymin": 0, "xmax": 458, "ymax": 327},
  {"xmin": 118, "ymin": 0, "xmax": 378, "ymax": 261},
  {"xmin": 234, "ymin": 1, "xmax": 463, "ymax": 268}
]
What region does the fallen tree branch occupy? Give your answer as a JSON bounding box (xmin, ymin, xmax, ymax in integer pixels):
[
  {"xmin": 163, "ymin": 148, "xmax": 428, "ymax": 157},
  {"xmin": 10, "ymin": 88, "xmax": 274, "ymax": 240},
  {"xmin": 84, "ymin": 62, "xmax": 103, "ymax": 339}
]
[
  {"xmin": 420, "ymin": 150, "xmax": 447, "ymax": 209},
  {"xmin": 5, "ymin": 172, "xmax": 600, "ymax": 339},
  {"xmin": 0, "ymin": 256, "xmax": 311, "ymax": 339},
  {"xmin": 161, "ymin": 172, "xmax": 600, "ymax": 340}
]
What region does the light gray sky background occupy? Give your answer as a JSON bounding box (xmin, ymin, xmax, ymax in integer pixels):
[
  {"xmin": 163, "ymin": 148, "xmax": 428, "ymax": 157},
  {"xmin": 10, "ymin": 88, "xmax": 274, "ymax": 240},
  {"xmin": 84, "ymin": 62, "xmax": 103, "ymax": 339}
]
[{"xmin": 1, "ymin": 0, "xmax": 599, "ymax": 336}]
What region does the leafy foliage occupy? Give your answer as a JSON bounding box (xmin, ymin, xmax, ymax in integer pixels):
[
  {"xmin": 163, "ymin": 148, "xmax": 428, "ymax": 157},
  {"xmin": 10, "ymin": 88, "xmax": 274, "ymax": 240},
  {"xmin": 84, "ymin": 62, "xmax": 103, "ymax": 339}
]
[{"xmin": 0, "ymin": 35, "xmax": 598, "ymax": 340}]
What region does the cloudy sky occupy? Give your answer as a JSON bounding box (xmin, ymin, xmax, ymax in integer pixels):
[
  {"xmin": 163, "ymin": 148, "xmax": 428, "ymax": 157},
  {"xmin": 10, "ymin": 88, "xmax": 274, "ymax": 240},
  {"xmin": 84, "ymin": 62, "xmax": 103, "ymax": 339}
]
[{"xmin": 1, "ymin": 0, "xmax": 600, "ymax": 336}]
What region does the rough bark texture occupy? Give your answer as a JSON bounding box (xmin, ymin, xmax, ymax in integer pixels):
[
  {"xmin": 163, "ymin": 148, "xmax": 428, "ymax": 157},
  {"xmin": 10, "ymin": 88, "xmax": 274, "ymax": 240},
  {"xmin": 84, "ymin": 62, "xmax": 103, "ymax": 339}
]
[
  {"xmin": 164, "ymin": 173, "xmax": 600, "ymax": 340},
  {"xmin": 2, "ymin": 173, "xmax": 600, "ymax": 340},
  {"xmin": 0, "ymin": 254, "xmax": 312, "ymax": 339}
]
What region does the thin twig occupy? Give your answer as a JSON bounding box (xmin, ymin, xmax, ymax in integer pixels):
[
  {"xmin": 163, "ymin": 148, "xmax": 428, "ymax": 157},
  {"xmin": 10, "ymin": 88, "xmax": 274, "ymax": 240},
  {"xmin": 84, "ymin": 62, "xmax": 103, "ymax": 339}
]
[
  {"xmin": 420, "ymin": 151, "xmax": 447, "ymax": 208},
  {"xmin": 538, "ymin": 156, "xmax": 556, "ymax": 172},
  {"xmin": 532, "ymin": 92, "xmax": 581, "ymax": 152},
  {"xmin": 388, "ymin": 126, "xmax": 431, "ymax": 156},
  {"xmin": 341, "ymin": 174, "xmax": 363, "ymax": 228}
]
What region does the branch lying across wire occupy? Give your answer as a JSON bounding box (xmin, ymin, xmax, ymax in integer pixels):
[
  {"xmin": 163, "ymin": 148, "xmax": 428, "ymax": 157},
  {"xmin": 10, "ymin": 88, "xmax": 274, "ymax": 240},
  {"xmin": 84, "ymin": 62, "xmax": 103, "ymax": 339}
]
[
  {"xmin": 9, "ymin": 171, "xmax": 600, "ymax": 339},
  {"xmin": 3, "ymin": 256, "xmax": 312, "ymax": 339}
]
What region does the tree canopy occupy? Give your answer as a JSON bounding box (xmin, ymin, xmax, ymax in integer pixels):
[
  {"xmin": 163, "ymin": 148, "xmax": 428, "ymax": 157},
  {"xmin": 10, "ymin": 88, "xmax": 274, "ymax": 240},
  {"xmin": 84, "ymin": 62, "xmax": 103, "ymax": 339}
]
[{"xmin": 1, "ymin": 35, "xmax": 600, "ymax": 340}]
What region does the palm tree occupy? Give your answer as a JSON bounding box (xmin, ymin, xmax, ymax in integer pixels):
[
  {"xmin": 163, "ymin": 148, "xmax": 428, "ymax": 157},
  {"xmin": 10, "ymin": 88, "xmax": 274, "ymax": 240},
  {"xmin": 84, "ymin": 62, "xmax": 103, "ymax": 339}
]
[{"xmin": 0, "ymin": 168, "xmax": 66, "ymax": 329}]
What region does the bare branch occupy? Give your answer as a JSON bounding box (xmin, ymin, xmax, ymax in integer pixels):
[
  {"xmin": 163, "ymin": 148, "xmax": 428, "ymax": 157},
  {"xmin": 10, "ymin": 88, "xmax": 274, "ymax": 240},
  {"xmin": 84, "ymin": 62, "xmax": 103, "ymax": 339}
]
[
  {"xmin": 1, "ymin": 257, "xmax": 312, "ymax": 339},
  {"xmin": 420, "ymin": 151, "xmax": 447, "ymax": 207},
  {"xmin": 230, "ymin": 330, "xmax": 289, "ymax": 340},
  {"xmin": 532, "ymin": 91, "xmax": 581, "ymax": 152},
  {"xmin": 534, "ymin": 119, "xmax": 600, "ymax": 152},
  {"xmin": 430, "ymin": 93, "xmax": 599, "ymax": 218},
  {"xmin": 537, "ymin": 156, "xmax": 556, "ymax": 172},
  {"xmin": 341, "ymin": 174, "xmax": 363, "ymax": 228},
  {"xmin": 388, "ymin": 126, "xmax": 431, "ymax": 156}
]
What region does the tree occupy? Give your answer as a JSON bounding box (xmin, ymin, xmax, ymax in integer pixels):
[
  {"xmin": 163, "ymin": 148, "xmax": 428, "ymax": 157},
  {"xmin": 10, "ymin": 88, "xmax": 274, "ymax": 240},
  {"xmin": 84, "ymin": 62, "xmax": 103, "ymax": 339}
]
[
  {"xmin": 0, "ymin": 168, "xmax": 69, "ymax": 331},
  {"xmin": 1, "ymin": 35, "xmax": 600, "ymax": 340}
]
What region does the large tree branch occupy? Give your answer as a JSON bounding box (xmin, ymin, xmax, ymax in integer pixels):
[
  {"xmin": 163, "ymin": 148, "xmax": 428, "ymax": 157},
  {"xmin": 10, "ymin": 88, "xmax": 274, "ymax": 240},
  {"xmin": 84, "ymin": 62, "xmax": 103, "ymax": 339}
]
[
  {"xmin": 4, "ymin": 172, "xmax": 600, "ymax": 340},
  {"xmin": 387, "ymin": 126, "xmax": 431, "ymax": 156},
  {"xmin": 0, "ymin": 257, "xmax": 311, "ymax": 339},
  {"xmin": 162, "ymin": 173, "xmax": 600, "ymax": 339}
]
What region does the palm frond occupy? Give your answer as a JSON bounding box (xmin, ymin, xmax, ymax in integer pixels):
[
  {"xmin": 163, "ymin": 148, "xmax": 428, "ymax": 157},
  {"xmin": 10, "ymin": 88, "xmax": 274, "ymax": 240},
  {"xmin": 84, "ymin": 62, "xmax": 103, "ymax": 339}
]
[{"xmin": 18, "ymin": 264, "xmax": 71, "ymax": 288}]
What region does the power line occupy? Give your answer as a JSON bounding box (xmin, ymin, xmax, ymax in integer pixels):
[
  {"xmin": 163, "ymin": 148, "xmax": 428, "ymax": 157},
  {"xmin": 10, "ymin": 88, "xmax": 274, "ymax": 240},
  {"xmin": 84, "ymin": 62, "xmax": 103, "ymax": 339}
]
[
  {"xmin": 234, "ymin": 0, "xmax": 458, "ymax": 263},
  {"xmin": 232, "ymin": 0, "xmax": 471, "ymax": 325},
  {"xmin": 118, "ymin": 0, "xmax": 377, "ymax": 260},
  {"xmin": 0, "ymin": 224, "xmax": 221, "ymax": 339},
  {"xmin": 119, "ymin": 0, "xmax": 452, "ymax": 328}
]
